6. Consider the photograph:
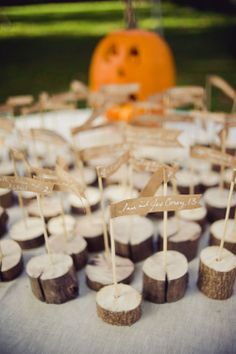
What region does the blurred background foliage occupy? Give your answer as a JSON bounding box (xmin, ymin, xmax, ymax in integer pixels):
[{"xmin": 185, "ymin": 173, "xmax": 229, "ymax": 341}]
[{"xmin": 0, "ymin": 0, "xmax": 235, "ymax": 110}]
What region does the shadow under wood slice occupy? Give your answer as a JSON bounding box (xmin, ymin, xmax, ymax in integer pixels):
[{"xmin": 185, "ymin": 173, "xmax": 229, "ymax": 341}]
[
  {"xmin": 26, "ymin": 254, "xmax": 79, "ymax": 304},
  {"xmin": 143, "ymin": 250, "xmax": 188, "ymax": 303}
]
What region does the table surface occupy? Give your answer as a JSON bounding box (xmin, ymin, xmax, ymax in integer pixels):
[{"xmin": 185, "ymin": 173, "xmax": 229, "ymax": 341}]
[{"xmin": 0, "ymin": 110, "xmax": 236, "ymax": 354}]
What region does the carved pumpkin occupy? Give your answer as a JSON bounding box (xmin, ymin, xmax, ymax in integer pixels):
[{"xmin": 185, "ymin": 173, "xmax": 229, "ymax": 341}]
[{"xmin": 89, "ymin": 29, "xmax": 176, "ymax": 100}]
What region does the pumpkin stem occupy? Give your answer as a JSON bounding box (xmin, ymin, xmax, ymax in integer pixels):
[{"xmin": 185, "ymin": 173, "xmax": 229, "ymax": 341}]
[{"xmin": 124, "ymin": 0, "xmax": 137, "ymax": 29}]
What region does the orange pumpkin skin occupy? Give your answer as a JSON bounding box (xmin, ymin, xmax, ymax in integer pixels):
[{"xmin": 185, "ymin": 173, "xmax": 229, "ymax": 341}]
[{"xmin": 89, "ymin": 29, "xmax": 176, "ymax": 100}]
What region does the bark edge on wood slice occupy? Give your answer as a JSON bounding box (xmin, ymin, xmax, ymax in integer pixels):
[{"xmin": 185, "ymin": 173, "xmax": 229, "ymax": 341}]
[
  {"xmin": 26, "ymin": 253, "xmax": 78, "ymax": 304},
  {"xmin": 112, "ymin": 215, "xmax": 154, "ymax": 262},
  {"xmin": 0, "ymin": 207, "xmax": 8, "ymax": 237},
  {"xmin": 0, "ymin": 189, "xmax": 14, "ymax": 209},
  {"xmin": 48, "ymin": 233, "xmax": 88, "ymax": 270},
  {"xmin": 210, "ymin": 219, "xmax": 236, "ymax": 254},
  {"xmin": 158, "ymin": 218, "xmax": 201, "ymax": 261},
  {"xmin": 96, "ymin": 283, "xmax": 142, "ymax": 326},
  {"xmin": 143, "ymin": 250, "xmax": 188, "ymax": 303},
  {"xmin": 86, "ymin": 253, "xmax": 134, "ymax": 291},
  {"xmin": 0, "ymin": 239, "xmax": 23, "ymax": 281},
  {"xmin": 203, "ymin": 187, "xmax": 236, "ymax": 223},
  {"xmin": 197, "ymin": 245, "xmax": 236, "ymax": 300},
  {"xmin": 10, "ymin": 217, "xmax": 44, "ymax": 249}
]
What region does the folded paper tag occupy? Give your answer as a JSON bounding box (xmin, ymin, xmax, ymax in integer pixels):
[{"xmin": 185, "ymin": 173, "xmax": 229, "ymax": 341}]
[
  {"xmin": 80, "ymin": 143, "xmax": 124, "ymax": 162},
  {"xmin": 71, "ymin": 106, "xmax": 105, "ymax": 136},
  {"xmin": 97, "ymin": 150, "xmax": 130, "ymax": 178},
  {"xmin": 7, "ymin": 95, "xmax": 33, "ymax": 107},
  {"xmin": 110, "ymin": 194, "xmax": 201, "ymax": 218},
  {"xmin": 191, "ymin": 145, "xmax": 236, "ymax": 167},
  {"xmin": 208, "ymin": 75, "xmax": 235, "ymax": 101},
  {"xmin": 0, "ymin": 176, "xmax": 54, "ymax": 194},
  {"xmin": 140, "ymin": 164, "xmax": 178, "ymax": 197},
  {"xmin": 0, "ymin": 118, "xmax": 15, "ymax": 133},
  {"xmin": 55, "ymin": 164, "xmax": 85, "ymax": 198},
  {"xmin": 10, "ymin": 148, "xmax": 26, "ymax": 161},
  {"xmin": 31, "ymin": 128, "xmax": 68, "ymax": 146},
  {"xmin": 131, "ymin": 158, "xmax": 165, "ymax": 173},
  {"xmin": 126, "ymin": 125, "xmax": 182, "ymax": 147}
]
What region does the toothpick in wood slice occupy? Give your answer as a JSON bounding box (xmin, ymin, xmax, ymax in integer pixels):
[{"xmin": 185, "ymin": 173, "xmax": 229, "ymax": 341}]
[
  {"xmin": 11, "ymin": 153, "xmax": 28, "ymax": 229},
  {"xmin": 163, "ymin": 168, "xmax": 168, "ymax": 272},
  {"xmin": 36, "ymin": 194, "xmax": 53, "ymax": 264},
  {"xmin": 97, "ymin": 174, "xmax": 110, "ymax": 259},
  {"xmin": 109, "ymin": 216, "xmax": 119, "ymax": 299},
  {"xmin": 218, "ymin": 169, "xmax": 236, "ymax": 261},
  {"xmin": 59, "ymin": 193, "xmax": 69, "ymax": 242}
]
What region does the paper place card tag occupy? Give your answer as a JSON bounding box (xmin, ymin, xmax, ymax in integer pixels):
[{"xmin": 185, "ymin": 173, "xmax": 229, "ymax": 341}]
[
  {"xmin": 10, "ymin": 148, "xmax": 26, "ymax": 161},
  {"xmin": 126, "ymin": 125, "xmax": 182, "ymax": 147},
  {"xmin": 97, "ymin": 150, "xmax": 129, "ymax": 178},
  {"xmin": 0, "ymin": 118, "xmax": 15, "ymax": 133},
  {"xmin": 131, "ymin": 158, "xmax": 165, "ymax": 173},
  {"xmin": 208, "ymin": 76, "xmax": 235, "ymax": 100},
  {"xmin": 191, "ymin": 145, "xmax": 236, "ymax": 168},
  {"xmin": 224, "ymin": 114, "xmax": 236, "ymax": 128},
  {"xmin": 0, "ymin": 176, "xmax": 54, "ymax": 194},
  {"xmin": 31, "ymin": 128, "xmax": 68, "ymax": 146},
  {"xmin": 110, "ymin": 194, "xmax": 202, "ymax": 218},
  {"xmin": 101, "ymin": 83, "xmax": 140, "ymax": 96},
  {"xmin": 7, "ymin": 95, "xmax": 33, "ymax": 107},
  {"xmin": 80, "ymin": 143, "xmax": 124, "ymax": 162},
  {"xmin": 55, "ymin": 165, "xmax": 85, "ymax": 198},
  {"xmin": 140, "ymin": 165, "xmax": 178, "ymax": 197},
  {"xmin": 71, "ymin": 106, "xmax": 105, "ymax": 136}
]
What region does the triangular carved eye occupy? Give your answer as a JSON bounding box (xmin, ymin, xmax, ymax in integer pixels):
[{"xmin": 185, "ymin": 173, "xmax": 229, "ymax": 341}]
[
  {"xmin": 129, "ymin": 47, "xmax": 139, "ymax": 57},
  {"xmin": 104, "ymin": 44, "xmax": 118, "ymax": 61}
]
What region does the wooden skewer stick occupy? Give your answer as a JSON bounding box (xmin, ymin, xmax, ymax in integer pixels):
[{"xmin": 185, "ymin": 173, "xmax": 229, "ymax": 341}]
[
  {"xmin": 163, "ymin": 168, "xmax": 168, "ymax": 272},
  {"xmin": 0, "ymin": 242, "xmax": 3, "ymax": 261},
  {"xmin": 59, "ymin": 193, "xmax": 68, "ymax": 242},
  {"xmin": 36, "ymin": 194, "xmax": 53, "ymax": 264},
  {"xmin": 219, "ymin": 128, "xmax": 227, "ymax": 190},
  {"xmin": 189, "ymin": 157, "xmax": 194, "ymax": 195},
  {"xmin": 109, "ymin": 217, "xmax": 119, "ymax": 299},
  {"xmin": 12, "ymin": 155, "xmax": 28, "ymax": 229},
  {"xmin": 97, "ymin": 174, "xmax": 110, "ymax": 259},
  {"xmin": 218, "ymin": 169, "xmax": 236, "ymax": 261},
  {"xmin": 128, "ymin": 163, "xmax": 133, "ymax": 199}
]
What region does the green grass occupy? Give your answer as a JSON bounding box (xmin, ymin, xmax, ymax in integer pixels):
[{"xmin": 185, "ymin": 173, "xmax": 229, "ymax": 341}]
[{"xmin": 0, "ymin": 1, "xmax": 235, "ymax": 110}]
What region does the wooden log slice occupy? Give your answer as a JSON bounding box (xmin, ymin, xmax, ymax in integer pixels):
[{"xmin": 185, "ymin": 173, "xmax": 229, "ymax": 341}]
[
  {"xmin": 143, "ymin": 250, "xmax": 188, "ymax": 303},
  {"xmin": 48, "ymin": 234, "xmax": 88, "ymax": 270},
  {"xmin": 48, "ymin": 215, "xmax": 77, "ymax": 236},
  {"xmin": 0, "ymin": 239, "xmax": 23, "ymax": 281},
  {"xmin": 26, "ymin": 253, "xmax": 78, "ymax": 304},
  {"xmin": 86, "ymin": 253, "xmax": 134, "ymax": 291},
  {"xmin": 27, "ymin": 196, "xmax": 62, "ymax": 223},
  {"xmin": 223, "ymin": 169, "xmax": 236, "ymax": 191},
  {"xmin": 70, "ymin": 167, "xmax": 97, "ymax": 186},
  {"xmin": 104, "ymin": 185, "xmax": 138, "ymax": 203},
  {"xmin": 158, "ymin": 217, "xmax": 201, "ymax": 261},
  {"xmin": 10, "ymin": 217, "xmax": 44, "ymax": 249},
  {"xmin": 176, "ymin": 170, "xmax": 201, "ymax": 195},
  {"xmin": 197, "ymin": 246, "xmax": 236, "ymax": 300},
  {"xmin": 0, "ymin": 207, "xmax": 8, "ymax": 237},
  {"xmin": 21, "ymin": 191, "xmax": 37, "ymax": 205},
  {"xmin": 199, "ymin": 170, "xmax": 220, "ymax": 193},
  {"xmin": 77, "ymin": 214, "xmax": 104, "ymax": 252},
  {"xmin": 69, "ymin": 187, "xmax": 101, "ymax": 214},
  {"xmin": 176, "ymin": 206, "xmax": 207, "ymax": 230},
  {"xmin": 210, "ymin": 219, "xmax": 236, "ymax": 255},
  {"xmin": 112, "ymin": 215, "xmax": 154, "ymax": 262},
  {"xmin": 204, "ymin": 187, "xmax": 236, "ymax": 223},
  {"xmin": 0, "ymin": 188, "xmax": 14, "ymax": 209},
  {"xmin": 96, "ymin": 283, "xmax": 142, "ymax": 326}
]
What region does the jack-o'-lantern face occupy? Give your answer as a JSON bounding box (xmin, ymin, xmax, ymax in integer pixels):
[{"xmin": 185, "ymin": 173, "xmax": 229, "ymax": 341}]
[{"xmin": 89, "ymin": 29, "xmax": 175, "ymax": 100}]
